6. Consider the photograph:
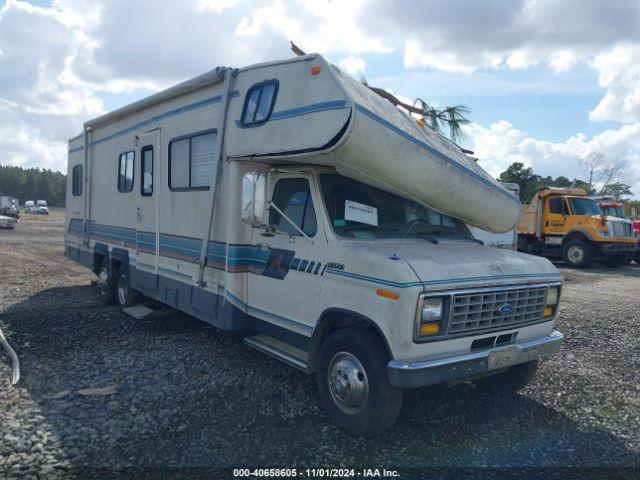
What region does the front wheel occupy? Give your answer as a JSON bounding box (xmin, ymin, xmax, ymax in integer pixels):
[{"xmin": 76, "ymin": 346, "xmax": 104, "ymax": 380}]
[
  {"xmin": 562, "ymin": 239, "xmax": 594, "ymax": 268},
  {"xmin": 317, "ymin": 328, "xmax": 403, "ymax": 437},
  {"xmin": 473, "ymin": 360, "xmax": 539, "ymax": 394}
]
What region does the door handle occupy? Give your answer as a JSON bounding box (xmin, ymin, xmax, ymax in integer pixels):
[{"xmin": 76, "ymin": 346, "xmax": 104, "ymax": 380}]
[{"xmin": 137, "ymin": 207, "xmax": 142, "ymax": 223}]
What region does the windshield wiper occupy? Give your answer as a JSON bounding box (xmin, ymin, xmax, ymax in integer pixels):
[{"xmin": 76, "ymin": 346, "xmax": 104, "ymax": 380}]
[
  {"xmin": 415, "ymin": 232, "xmax": 439, "ymax": 244},
  {"xmin": 469, "ymin": 238, "xmax": 484, "ymax": 245}
]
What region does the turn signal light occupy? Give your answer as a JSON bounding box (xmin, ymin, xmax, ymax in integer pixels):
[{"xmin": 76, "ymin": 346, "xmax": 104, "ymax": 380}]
[
  {"xmin": 420, "ymin": 322, "xmax": 440, "ymax": 336},
  {"xmin": 543, "ymin": 306, "xmax": 554, "ymax": 317},
  {"xmin": 310, "ymin": 65, "xmax": 321, "ymax": 75}
]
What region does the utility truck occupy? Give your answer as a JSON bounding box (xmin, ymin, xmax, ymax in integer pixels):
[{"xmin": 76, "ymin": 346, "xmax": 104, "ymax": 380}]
[
  {"xmin": 65, "ymin": 54, "xmax": 564, "ymax": 436},
  {"xmin": 518, "ymin": 187, "xmax": 636, "ymax": 268}
]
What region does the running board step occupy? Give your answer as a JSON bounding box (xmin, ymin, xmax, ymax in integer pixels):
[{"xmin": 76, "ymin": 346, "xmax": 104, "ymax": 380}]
[
  {"xmin": 244, "ymin": 334, "xmax": 308, "ymax": 371},
  {"xmin": 121, "ymin": 304, "xmax": 175, "ymax": 320}
]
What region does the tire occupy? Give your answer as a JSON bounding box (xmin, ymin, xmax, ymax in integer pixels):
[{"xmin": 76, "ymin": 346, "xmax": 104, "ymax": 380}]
[
  {"xmin": 115, "ymin": 270, "xmax": 143, "ymax": 307},
  {"xmin": 603, "ymin": 252, "xmax": 633, "ymax": 267},
  {"xmin": 317, "ymin": 327, "xmax": 403, "ymax": 437},
  {"xmin": 97, "ymin": 262, "xmax": 117, "ymax": 305},
  {"xmin": 562, "ymin": 239, "xmax": 594, "ymax": 268},
  {"xmin": 473, "ymin": 360, "xmax": 539, "ymax": 394}
]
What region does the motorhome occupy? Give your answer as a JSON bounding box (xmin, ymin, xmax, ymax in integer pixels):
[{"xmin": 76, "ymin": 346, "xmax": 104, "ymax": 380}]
[{"xmin": 65, "ymin": 54, "xmax": 564, "ymax": 436}]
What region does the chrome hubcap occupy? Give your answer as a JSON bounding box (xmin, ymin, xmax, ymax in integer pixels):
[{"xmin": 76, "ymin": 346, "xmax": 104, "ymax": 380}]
[
  {"xmin": 327, "ymin": 352, "xmax": 369, "ymax": 414},
  {"xmin": 568, "ymin": 246, "xmax": 584, "ymax": 263},
  {"xmin": 97, "ymin": 268, "xmax": 109, "ymax": 296},
  {"xmin": 117, "ymin": 275, "xmax": 129, "ymax": 305}
]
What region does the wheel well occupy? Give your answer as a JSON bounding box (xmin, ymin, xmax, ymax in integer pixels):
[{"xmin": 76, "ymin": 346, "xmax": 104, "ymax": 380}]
[
  {"xmin": 307, "ymin": 309, "xmax": 391, "ymax": 374},
  {"xmin": 563, "ymin": 231, "xmax": 589, "ymax": 245}
]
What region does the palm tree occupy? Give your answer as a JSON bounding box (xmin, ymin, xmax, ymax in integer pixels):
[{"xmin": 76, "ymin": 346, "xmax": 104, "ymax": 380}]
[{"xmin": 412, "ymin": 98, "xmax": 470, "ymax": 143}]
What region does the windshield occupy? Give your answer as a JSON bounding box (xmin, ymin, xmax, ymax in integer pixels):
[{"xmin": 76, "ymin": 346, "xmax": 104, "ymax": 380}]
[
  {"xmin": 601, "ymin": 205, "xmax": 625, "ymax": 218},
  {"xmin": 319, "ymin": 174, "xmax": 469, "ymax": 240},
  {"xmin": 569, "ymin": 198, "xmax": 602, "ymax": 215},
  {"xmin": 37, "ymin": 201, "xmax": 47, "ymax": 206}
]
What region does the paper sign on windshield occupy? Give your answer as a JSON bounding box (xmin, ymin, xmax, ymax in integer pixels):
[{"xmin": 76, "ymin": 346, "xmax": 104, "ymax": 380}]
[{"xmin": 345, "ymin": 200, "xmax": 378, "ymax": 227}]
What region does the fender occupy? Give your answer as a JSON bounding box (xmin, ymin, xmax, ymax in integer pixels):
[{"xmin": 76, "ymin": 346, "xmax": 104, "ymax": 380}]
[
  {"xmin": 110, "ymin": 248, "xmax": 130, "ymax": 276},
  {"xmin": 93, "ymin": 243, "xmax": 109, "ymax": 274},
  {"xmin": 564, "ymin": 228, "xmax": 594, "ymax": 243},
  {"xmin": 307, "ymin": 307, "xmax": 392, "ymax": 374}
]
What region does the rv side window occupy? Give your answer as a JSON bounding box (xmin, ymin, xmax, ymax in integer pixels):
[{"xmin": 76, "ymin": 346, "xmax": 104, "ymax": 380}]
[
  {"xmin": 117, "ymin": 151, "xmax": 135, "ymax": 193},
  {"xmin": 72, "ymin": 165, "xmax": 82, "ymax": 196},
  {"xmin": 241, "ymin": 79, "xmax": 278, "ymax": 127},
  {"xmin": 141, "ymin": 145, "xmax": 153, "ymax": 196},
  {"xmin": 169, "ymin": 130, "xmax": 217, "ymax": 190},
  {"xmin": 269, "ymin": 178, "xmax": 317, "ymax": 237}
]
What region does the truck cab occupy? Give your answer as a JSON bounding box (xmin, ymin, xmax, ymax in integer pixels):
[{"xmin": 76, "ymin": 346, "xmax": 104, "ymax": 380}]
[
  {"xmin": 241, "ymin": 166, "xmax": 563, "ymax": 435},
  {"xmin": 518, "ymin": 187, "xmax": 637, "ymax": 267},
  {"xmin": 597, "ymin": 199, "xmax": 640, "ymax": 265}
]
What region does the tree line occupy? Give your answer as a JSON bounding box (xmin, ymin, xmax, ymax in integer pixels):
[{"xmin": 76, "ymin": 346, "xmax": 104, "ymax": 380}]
[
  {"xmin": 0, "ymin": 165, "xmax": 66, "ymax": 207},
  {"xmin": 498, "ymin": 154, "xmax": 640, "ymax": 214}
]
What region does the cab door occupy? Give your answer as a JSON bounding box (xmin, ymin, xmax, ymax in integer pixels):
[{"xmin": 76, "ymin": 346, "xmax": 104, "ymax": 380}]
[
  {"xmin": 135, "ymin": 130, "xmax": 160, "ymax": 278},
  {"xmin": 543, "ymin": 196, "xmax": 569, "ymax": 235},
  {"xmin": 247, "ymin": 173, "xmax": 328, "ymax": 336}
]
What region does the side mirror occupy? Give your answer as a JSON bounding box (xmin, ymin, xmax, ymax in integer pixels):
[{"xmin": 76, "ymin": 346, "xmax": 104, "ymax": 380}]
[{"xmin": 241, "ymin": 170, "xmax": 268, "ymax": 226}]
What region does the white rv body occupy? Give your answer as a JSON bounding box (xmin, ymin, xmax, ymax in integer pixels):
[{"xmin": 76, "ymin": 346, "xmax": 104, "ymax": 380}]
[
  {"xmin": 65, "ymin": 54, "xmax": 563, "ymax": 434},
  {"xmin": 469, "ymin": 183, "xmax": 520, "ymax": 249}
]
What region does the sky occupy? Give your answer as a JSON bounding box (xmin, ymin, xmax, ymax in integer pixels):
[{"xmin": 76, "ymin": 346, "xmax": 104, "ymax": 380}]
[{"xmin": 1, "ymin": 0, "xmax": 640, "ymax": 197}]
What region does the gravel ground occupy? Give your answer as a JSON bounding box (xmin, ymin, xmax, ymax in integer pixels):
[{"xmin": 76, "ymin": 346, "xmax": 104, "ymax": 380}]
[{"xmin": 1, "ymin": 218, "xmax": 639, "ymax": 478}]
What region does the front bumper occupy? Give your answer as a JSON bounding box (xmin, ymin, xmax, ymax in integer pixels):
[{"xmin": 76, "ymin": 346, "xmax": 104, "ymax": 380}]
[
  {"xmin": 388, "ymin": 330, "xmax": 564, "ymax": 388},
  {"xmin": 599, "ymin": 242, "xmax": 637, "ymax": 254}
]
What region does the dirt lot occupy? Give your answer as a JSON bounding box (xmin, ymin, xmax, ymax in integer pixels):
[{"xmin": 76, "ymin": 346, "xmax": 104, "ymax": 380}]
[{"xmin": 1, "ymin": 217, "xmax": 639, "ymax": 478}]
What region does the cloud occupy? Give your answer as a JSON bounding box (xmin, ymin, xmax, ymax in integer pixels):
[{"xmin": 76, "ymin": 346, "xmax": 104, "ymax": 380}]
[
  {"xmin": 338, "ymin": 56, "xmax": 366, "ymax": 77},
  {"xmin": 468, "ymin": 120, "xmax": 640, "ymax": 194}
]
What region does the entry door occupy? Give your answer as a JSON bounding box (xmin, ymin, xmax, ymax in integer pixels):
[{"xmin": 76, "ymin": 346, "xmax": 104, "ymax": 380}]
[
  {"xmin": 543, "ymin": 197, "xmax": 568, "ymax": 235},
  {"xmin": 135, "ymin": 130, "xmax": 160, "ymax": 273},
  {"xmin": 248, "ymin": 174, "xmax": 328, "ymax": 335}
]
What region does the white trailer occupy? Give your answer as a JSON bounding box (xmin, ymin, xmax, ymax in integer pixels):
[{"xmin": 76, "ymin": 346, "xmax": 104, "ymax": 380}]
[
  {"xmin": 469, "ymin": 183, "xmax": 520, "ymax": 249},
  {"xmin": 65, "ymin": 54, "xmax": 563, "ymax": 436}
]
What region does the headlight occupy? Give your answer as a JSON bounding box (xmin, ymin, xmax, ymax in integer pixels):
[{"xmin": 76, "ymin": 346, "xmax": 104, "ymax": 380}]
[
  {"xmin": 599, "ymin": 230, "xmax": 609, "ymax": 237},
  {"xmin": 417, "ymin": 297, "xmax": 443, "ymax": 337},
  {"xmin": 545, "ymin": 287, "xmax": 559, "ymax": 306},
  {"xmin": 544, "ymin": 286, "xmax": 560, "ymax": 318}
]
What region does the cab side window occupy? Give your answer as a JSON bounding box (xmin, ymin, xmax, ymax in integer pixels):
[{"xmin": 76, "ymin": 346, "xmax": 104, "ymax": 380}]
[
  {"xmin": 269, "ymin": 178, "xmax": 317, "ymax": 236},
  {"xmin": 548, "ymin": 198, "xmax": 566, "ymax": 215}
]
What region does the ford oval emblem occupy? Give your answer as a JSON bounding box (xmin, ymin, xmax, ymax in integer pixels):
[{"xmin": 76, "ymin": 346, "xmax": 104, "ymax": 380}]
[{"xmin": 497, "ymin": 303, "xmax": 514, "ymax": 315}]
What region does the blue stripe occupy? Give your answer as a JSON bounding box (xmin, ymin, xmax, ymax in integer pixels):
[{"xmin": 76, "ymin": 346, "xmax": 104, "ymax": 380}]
[
  {"xmin": 354, "ymin": 104, "xmax": 519, "ymax": 203},
  {"xmin": 69, "ymin": 90, "xmax": 240, "ymax": 153},
  {"xmin": 235, "ymin": 100, "xmax": 348, "ymax": 127},
  {"xmin": 325, "ymin": 268, "xmax": 562, "ymax": 289}
]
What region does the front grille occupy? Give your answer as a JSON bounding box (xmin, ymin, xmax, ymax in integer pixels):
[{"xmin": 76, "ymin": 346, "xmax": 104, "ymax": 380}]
[
  {"xmin": 448, "ymin": 286, "xmax": 548, "ymax": 335},
  {"xmin": 611, "ymin": 221, "xmax": 632, "ymax": 238}
]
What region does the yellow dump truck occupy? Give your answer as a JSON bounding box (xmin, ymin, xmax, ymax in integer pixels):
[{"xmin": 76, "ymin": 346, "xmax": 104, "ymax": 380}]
[{"xmin": 517, "ymin": 187, "xmax": 637, "ymax": 268}]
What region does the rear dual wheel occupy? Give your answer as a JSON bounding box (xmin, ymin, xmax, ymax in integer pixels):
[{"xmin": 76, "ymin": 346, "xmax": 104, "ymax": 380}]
[
  {"xmin": 97, "ymin": 262, "xmax": 142, "ymax": 307},
  {"xmin": 603, "ymin": 252, "xmax": 633, "ymax": 268}
]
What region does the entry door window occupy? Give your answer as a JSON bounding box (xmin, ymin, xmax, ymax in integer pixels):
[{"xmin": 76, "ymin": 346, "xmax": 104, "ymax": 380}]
[
  {"xmin": 269, "ymin": 178, "xmax": 317, "ymax": 236},
  {"xmin": 141, "ymin": 145, "xmax": 153, "ymax": 196}
]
